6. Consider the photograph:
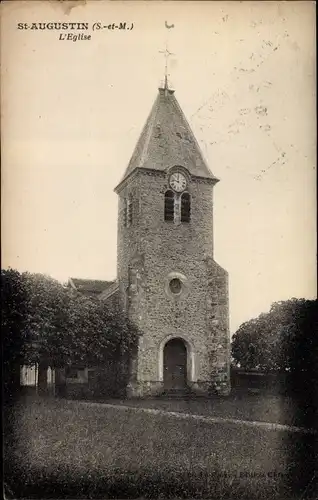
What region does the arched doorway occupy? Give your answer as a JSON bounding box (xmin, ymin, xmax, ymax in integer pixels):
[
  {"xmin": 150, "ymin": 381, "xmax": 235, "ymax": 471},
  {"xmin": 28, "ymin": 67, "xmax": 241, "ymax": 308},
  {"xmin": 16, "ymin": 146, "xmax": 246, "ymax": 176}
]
[{"xmin": 163, "ymin": 338, "xmax": 187, "ymax": 391}]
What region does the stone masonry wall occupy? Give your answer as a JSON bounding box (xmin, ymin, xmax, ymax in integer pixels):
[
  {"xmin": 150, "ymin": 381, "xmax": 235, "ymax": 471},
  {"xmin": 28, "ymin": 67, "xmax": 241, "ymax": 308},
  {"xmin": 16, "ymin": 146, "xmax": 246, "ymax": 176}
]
[{"xmin": 116, "ymin": 169, "xmax": 230, "ymax": 397}]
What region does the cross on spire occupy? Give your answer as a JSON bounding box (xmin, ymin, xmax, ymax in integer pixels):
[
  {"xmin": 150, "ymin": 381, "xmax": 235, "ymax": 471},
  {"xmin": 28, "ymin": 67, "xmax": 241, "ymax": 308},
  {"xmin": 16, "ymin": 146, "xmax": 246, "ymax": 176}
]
[{"xmin": 159, "ymin": 43, "xmax": 174, "ymax": 90}]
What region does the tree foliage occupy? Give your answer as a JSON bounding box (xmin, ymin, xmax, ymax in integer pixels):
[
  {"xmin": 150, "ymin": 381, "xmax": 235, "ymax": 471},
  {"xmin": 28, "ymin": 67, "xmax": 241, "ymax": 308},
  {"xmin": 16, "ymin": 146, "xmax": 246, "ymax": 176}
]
[
  {"xmin": 231, "ymin": 298, "xmax": 317, "ymax": 375},
  {"xmin": 1, "ymin": 268, "xmax": 139, "ymax": 371}
]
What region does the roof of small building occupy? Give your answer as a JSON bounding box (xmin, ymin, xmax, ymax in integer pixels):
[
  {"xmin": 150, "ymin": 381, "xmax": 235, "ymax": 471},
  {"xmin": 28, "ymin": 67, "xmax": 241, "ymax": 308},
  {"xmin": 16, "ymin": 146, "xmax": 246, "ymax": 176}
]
[
  {"xmin": 117, "ymin": 87, "xmax": 217, "ymax": 187},
  {"xmin": 68, "ymin": 278, "xmax": 115, "ymax": 294},
  {"xmin": 98, "ymin": 280, "xmax": 119, "ymax": 300}
]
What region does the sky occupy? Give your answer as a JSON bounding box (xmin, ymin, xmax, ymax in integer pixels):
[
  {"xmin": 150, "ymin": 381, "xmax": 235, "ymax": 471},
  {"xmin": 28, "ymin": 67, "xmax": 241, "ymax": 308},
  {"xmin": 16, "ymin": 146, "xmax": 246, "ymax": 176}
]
[{"xmin": 1, "ymin": 1, "xmax": 316, "ymax": 332}]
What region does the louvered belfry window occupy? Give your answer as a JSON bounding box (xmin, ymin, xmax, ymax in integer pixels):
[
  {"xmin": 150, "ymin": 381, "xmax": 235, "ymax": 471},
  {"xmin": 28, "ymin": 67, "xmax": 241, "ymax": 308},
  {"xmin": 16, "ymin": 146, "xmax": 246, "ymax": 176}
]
[
  {"xmin": 164, "ymin": 190, "xmax": 175, "ymax": 221},
  {"xmin": 181, "ymin": 192, "xmax": 191, "ymax": 222}
]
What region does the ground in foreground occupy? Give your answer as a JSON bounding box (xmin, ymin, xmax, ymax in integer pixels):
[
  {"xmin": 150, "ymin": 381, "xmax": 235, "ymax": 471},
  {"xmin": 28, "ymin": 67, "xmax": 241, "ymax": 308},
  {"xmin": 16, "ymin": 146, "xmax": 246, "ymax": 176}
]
[{"xmin": 4, "ymin": 397, "xmax": 317, "ymax": 499}]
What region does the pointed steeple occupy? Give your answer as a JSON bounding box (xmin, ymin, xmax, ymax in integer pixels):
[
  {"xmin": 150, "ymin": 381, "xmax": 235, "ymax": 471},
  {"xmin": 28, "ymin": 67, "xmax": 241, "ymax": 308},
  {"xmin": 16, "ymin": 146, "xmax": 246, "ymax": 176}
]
[{"xmin": 116, "ymin": 87, "xmax": 218, "ymax": 189}]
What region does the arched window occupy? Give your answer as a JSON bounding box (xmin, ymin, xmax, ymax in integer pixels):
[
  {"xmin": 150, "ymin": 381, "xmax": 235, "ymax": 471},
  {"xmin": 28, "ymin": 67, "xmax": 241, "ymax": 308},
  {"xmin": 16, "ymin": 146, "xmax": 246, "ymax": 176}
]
[
  {"xmin": 124, "ymin": 199, "xmax": 127, "ymax": 227},
  {"xmin": 124, "ymin": 195, "xmax": 133, "ymax": 227},
  {"xmin": 164, "ymin": 190, "xmax": 175, "ymax": 221},
  {"xmin": 181, "ymin": 192, "xmax": 191, "ymax": 222}
]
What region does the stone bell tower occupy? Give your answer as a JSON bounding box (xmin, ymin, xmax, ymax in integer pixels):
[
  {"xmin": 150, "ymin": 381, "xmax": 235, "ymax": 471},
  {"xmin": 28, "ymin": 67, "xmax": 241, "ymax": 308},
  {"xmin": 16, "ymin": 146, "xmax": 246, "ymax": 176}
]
[{"xmin": 114, "ymin": 82, "xmax": 231, "ymax": 397}]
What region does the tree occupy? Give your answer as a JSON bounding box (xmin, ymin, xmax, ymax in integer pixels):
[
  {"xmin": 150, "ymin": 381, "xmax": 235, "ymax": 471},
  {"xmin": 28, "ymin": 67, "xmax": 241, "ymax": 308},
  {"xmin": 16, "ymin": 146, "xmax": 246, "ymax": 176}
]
[
  {"xmin": 2, "ymin": 269, "xmax": 29, "ymax": 402},
  {"xmin": 2, "ymin": 269, "xmax": 139, "ymax": 397},
  {"xmin": 231, "ymin": 298, "xmax": 317, "ymax": 377}
]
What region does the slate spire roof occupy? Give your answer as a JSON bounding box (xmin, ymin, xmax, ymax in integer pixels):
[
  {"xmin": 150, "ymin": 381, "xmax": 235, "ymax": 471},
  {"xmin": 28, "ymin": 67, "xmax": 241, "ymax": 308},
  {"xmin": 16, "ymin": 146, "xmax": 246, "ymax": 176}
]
[{"xmin": 117, "ymin": 86, "xmax": 218, "ymax": 186}]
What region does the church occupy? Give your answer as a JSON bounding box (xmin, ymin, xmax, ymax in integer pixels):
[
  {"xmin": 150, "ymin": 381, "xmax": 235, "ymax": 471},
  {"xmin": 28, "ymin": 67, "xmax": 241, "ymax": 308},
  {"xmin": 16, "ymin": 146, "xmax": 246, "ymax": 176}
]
[{"xmin": 68, "ymin": 80, "xmax": 231, "ymax": 398}]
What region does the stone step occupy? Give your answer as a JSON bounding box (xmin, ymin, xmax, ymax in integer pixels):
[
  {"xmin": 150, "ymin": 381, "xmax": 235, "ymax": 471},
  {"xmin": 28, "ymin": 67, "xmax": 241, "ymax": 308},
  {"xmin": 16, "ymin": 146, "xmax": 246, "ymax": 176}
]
[{"xmin": 160, "ymin": 388, "xmax": 194, "ymax": 399}]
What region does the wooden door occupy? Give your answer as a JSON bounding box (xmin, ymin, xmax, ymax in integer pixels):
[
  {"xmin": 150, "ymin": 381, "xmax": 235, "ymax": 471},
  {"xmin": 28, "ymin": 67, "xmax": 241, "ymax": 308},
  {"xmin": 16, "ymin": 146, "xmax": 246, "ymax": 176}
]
[{"xmin": 163, "ymin": 338, "xmax": 187, "ymax": 391}]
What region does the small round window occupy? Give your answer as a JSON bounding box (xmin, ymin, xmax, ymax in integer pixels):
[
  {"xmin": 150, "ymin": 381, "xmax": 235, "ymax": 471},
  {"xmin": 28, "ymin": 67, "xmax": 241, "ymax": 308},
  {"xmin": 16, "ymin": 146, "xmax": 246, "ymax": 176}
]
[{"xmin": 169, "ymin": 278, "xmax": 182, "ymax": 294}]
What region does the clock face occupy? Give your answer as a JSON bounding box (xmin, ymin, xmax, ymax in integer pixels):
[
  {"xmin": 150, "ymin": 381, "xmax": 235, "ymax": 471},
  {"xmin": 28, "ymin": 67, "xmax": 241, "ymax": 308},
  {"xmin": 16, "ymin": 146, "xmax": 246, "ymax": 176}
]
[{"xmin": 169, "ymin": 172, "xmax": 187, "ymax": 192}]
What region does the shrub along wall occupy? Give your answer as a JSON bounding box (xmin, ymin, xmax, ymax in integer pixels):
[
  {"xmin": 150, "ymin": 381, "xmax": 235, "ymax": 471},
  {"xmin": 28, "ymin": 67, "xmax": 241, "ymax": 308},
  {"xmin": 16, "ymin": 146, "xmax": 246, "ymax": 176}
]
[
  {"xmin": 230, "ymin": 368, "xmax": 290, "ymax": 395},
  {"xmin": 55, "ymin": 356, "xmax": 132, "ymax": 401}
]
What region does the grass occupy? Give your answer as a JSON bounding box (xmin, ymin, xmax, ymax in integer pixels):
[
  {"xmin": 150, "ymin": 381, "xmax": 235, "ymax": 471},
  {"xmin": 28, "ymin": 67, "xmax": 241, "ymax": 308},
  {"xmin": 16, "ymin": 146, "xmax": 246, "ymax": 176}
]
[{"xmin": 4, "ymin": 396, "xmax": 317, "ymax": 499}]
